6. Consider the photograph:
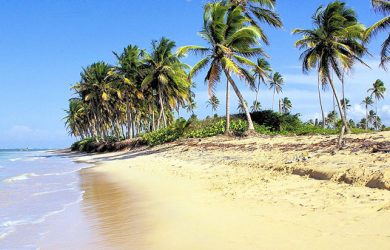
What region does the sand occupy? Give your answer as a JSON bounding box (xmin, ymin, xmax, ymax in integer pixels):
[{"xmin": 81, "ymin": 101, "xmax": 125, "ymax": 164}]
[{"xmin": 73, "ymin": 132, "xmax": 390, "ymax": 250}]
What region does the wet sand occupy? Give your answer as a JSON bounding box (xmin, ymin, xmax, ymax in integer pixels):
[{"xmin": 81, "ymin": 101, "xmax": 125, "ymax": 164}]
[{"xmin": 58, "ymin": 132, "xmax": 390, "ymax": 249}]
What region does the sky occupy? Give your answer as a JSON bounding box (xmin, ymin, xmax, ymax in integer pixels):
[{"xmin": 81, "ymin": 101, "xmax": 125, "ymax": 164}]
[{"xmin": 0, "ymin": 0, "xmax": 389, "ymax": 149}]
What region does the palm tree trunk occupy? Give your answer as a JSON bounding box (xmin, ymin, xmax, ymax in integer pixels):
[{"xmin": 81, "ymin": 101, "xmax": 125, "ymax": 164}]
[
  {"xmin": 341, "ymin": 77, "xmax": 351, "ymax": 134},
  {"xmin": 126, "ymin": 101, "xmax": 132, "ymax": 139},
  {"xmin": 328, "ymin": 76, "xmax": 348, "ymax": 148},
  {"xmin": 317, "ymin": 76, "xmax": 326, "ymax": 128},
  {"xmin": 365, "ymin": 105, "xmax": 368, "ymax": 130},
  {"xmin": 224, "ymin": 69, "xmax": 254, "ymax": 131},
  {"xmin": 272, "ymin": 89, "xmax": 275, "ymax": 111},
  {"xmin": 278, "ymin": 98, "xmax": 282, "ymax": 114},
  {"xmin": 158, "ymin": 88, "xmax": 167, "ymax": 128},
  {"xmin": 225, "ymin": 78, "xmax": 230, "ymax": 134},
  {"xmin": 375, "ymin": 100, "xmax": 378, "ymax": 130}
]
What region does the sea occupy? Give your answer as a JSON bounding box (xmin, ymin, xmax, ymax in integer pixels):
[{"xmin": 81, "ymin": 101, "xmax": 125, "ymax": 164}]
[{"xmin": 0, "ymin": 149, "xmax": 89, "ymax": 249}]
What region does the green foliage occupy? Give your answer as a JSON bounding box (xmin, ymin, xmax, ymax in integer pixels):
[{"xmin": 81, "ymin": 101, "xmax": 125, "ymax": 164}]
[
  {"xmin": 141, "ymin": 127, "xmax": 181, "ymax": 146},
  {"xmin": 184, "ymin": 118, "xmax": 249, "ymax": 138},
  {"xmin": 71, "ymin": 137, "xmax": 97, "ymax": 152}
]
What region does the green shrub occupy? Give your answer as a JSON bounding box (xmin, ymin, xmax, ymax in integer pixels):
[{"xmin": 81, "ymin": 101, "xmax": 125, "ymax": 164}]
[{"xmin": 71, "ymin": 137, "xmax": 97, "ymax": 151}]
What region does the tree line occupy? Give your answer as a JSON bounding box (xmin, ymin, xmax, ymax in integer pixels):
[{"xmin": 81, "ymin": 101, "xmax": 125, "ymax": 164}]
[{"xmin": 65, "ymin": 0, "xmax": 388, "ymax": 147}]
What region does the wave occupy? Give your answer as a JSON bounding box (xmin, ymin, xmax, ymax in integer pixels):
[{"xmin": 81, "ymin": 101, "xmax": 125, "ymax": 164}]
[
  {"xmin": 32, "ymin": 188, "xmax": 76, "ymax": 197},
  {"xmin": 42, "ymin": 169, "xmax": 79, "ymax": 177},
  {"xmin": 0, "ymin": 191, "xmax": 84, "ymax": 240},
  {"xmin": 9, "ymin": 158, "xmax": 22, "ymax": 162},
  {"xmin": 3, "ymin": 173, "xmax": 39, "ymax": 183},
  {"xmin": 24, "ymin": 157, "xmax": 45, "ymax": 162}
]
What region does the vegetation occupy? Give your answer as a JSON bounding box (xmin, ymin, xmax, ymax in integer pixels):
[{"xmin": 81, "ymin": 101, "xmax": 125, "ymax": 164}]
[{"xmin": 66, "ymin": 0, "xmax": 388, "ymax": 152}]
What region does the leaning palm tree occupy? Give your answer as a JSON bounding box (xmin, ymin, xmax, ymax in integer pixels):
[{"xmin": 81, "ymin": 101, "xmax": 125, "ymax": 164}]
[
  {"xmin": 178, "ymin": 3, "xmax": 267, "ymax": 133},
  {"xmin": 368, "ymin": 79, "xmax": 386, "ymax": 130},
  {"xmin": 268, "ymin": 72, "xmax": 283, "ymax": 111},
  {"xmin": 293, "ymin": 1, "xmax": 368, "ymax": 147},
  {"xmin": 281, "ymin": 97, "xmax": 292, "ymax": 114},
  {"xmin": 365, "ymin": 0, "xmax": 390, "ymax": 69},
  {"xmin": 361, "ymin": 96, "xmax": 374, "ymax": 130},
  {"xmin": 251, "ymin": 100, "xmax": 261, "ymax": 112},
  {"xmin": 206, "ymin": 95, "xmax": 220, "ymax": 114}
]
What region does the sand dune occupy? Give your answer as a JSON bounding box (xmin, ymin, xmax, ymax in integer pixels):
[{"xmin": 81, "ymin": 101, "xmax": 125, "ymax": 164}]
[{"xmin": 75, "ymin": 132, "xmax": 390, "ymax": 249}]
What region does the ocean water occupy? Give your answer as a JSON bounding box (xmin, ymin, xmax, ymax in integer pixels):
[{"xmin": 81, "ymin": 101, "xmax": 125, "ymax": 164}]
[{"xmin": 0, "ymin": 150, "xmax": 89, "ymax": 249}]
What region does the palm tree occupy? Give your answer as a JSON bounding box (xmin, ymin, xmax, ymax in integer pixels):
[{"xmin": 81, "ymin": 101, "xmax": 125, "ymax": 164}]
[
  {"xmin": 251, "ymin": 100, "xmax": 261, "ymax": 112},
  {"xmin": 72, "ymin": 62, "xmax": 114, "ymax": 141},
  {"xmin": 252, "ymin": 58, "xmax": 272, "ymax": 109},
  {"xmin": 178, "ymin": 3, "xmax": 267, "ymax": 133},
  {"xmin": 340, "ymin": 98, "xmax": 351, "ymax": 115},
  {"xmin": 237, "ymin": 100, "xmax": 248, "ymax": 114},
  {"xmin": 293, "ymin": 1, "xmax": 368, "ymax": 147},
  {"xmin": 225, "ymin": 0, "xmax": 283, "ymax": 45},
  {"xmin": 368, "ymin": 79, "xmax": 386, "ymax": 130},
  {"xmin": 268, "ymin": 72, "xmax": 283, "ymax": 111},
  {"xmin": 361, "ymin": 96, "xmax": 374, "ymax": 130},
  {"xmin": 112, "ymin": 45, "xmax": 146, "ymax": 138},
  {"xmin": 368, "ymin": 110, "xmax": 377, "ymax": 129},
  {"xmin": 365, "ymin": 0, "xmax": 390, "ymax": 69},
  {"xmin": 281, "ymin": 97, "xmax": 292, "ymax": 114},
  {"xmin": 142, "ymin": 37, "xmax": 192, "ymax": 129},
  {"xmin": 206, "ymin": 95, "xmax": 220, "ymax": 114},
  {"xmin": 327, "ymin": 111, "xmax": 338, "ymax": 129}
]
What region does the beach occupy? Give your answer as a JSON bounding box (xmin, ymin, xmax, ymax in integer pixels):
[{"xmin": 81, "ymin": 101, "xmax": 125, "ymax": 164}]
[{"xmin": 65, "ymin": 131, "xmax": 390, "ymax": 250}]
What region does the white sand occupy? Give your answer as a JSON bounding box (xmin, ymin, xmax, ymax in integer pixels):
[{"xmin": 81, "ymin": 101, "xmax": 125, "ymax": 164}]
[{"xmin": 75, "ymin": 132, "xmax": 390, "ymax": 249}]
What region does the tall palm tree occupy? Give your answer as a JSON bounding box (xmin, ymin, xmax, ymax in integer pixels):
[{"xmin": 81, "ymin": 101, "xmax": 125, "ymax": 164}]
[
  {"xmin": 361, "ymin": 96, "xmax": 374, "ymax": 130},
  {"xmin": 281, "ymin": 97, "xmax": 292, "ymax": 114},
  {"xmin": 252, "ymin": 58, "xmax": 272, "ymax": 109},
  {"xmin": 206, "ymin": 95, "xmax": 220, "ymax": 114},
  {"xmin": 293, "ymin": 1, "xmax": 368, "ymax": 146},
  {"xmin": 225, "ymin": 0, "xmax": 283, "ymax": 45},
  {"xmin": 365, "ymin": 0, "xmax": 390, "ymax": 69},
  {"xmin": 72, "ymin": 62, "xmax": 114, "ymax": 141},
  {"xmin": 178, "ymin": 3, "xmax": 267, "ymax": 133},
  {"xmin": 251, "ymin": 100, "xmax": 261, "ymax": 112},
  {"xmin": 368, "ymin": 79, "xmax": 386, "ymax": 130},
  {"xmin": 112, "ymin": 45, "xmax": 146, "ymax": 138},
  {"xmin": 142, "ymin": 37, "xmax": 192, "ymax": 129},
  {"xmin": 268, "ymin": 72, "xmax": 283, "ymax": 111}
]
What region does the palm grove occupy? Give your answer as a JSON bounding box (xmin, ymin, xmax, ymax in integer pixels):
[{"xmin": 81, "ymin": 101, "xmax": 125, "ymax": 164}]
[{"xmin": 65, "ymin": 0, "xmax": 388, "ymax": 148}]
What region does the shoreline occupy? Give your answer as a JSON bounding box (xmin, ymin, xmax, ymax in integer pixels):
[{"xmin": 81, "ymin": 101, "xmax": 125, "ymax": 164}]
[{"xmin": 64, "ymin": 132, "xmax": 390, "ymax": 249}]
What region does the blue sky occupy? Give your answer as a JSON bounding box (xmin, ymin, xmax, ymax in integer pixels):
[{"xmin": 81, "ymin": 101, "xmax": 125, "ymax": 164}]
[{"xmin": 0, "ymin": 0, "xmax": 388, "ymax": 149}]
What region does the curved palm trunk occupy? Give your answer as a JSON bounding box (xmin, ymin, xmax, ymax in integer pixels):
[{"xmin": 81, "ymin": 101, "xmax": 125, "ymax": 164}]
[
  {"xmin": 225, "ymin": 79, "xmax": 230, "ymax": 134},
  {"xmin": 328, "ymin": 76, "xmax": 348, "ymax": 148},
  {"xmin": 224, "ymin": 69, "xmax": 254, "ymax": 131},
  {"xmin": 317, "ymin": 76, "xmax": 326, "ymax": 128}
]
